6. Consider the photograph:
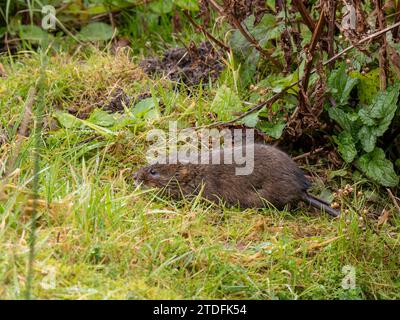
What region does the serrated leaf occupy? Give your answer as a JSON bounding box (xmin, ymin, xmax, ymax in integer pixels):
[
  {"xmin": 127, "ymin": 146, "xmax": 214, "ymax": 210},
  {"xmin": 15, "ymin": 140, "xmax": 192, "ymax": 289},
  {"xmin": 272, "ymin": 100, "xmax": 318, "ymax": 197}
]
[
  {"xmin": 211, "ymin": 85, "xmax": 242, "ymax": 121},
  {"xmin": 357, "ymin": 148, "xmax": 399, "ymax": 187},
  {"xmin": 358, "ymin": 108, "xmax": 376, "ymax": 126},
  {"xmin": 327, "ymin": 64, "xmax": 359, "ymax": 105},
  {"xmin": 335, "ymin": 131, "xmax": 357, "ymax": 163},
  {"xmin": 78, "ymin": 22, "xmax": 114, "ymax": 41},
  {"xmin": 357, "ymin": 82, "xmax": 400, "ymax": 153},
  {"xmin": 358, "ymin": 82, "xmax": 400, "ymax": 134}
]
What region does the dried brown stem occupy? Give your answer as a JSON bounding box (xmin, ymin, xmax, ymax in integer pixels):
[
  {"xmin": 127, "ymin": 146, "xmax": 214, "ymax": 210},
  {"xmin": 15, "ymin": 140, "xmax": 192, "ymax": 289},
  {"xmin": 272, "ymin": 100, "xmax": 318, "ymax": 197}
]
[
  {"xmin": 302, "ymin": 12, "xmax": 326, "ymax": 90},
  {"xmin": 212, "ymin": 20, "xmax": 400, "ymax": 127},
  {"xmin": 322, "ymin": 20, "xmax": 400, "ymax": 67},
  {"xmin": 392, "ymin": 0, "xmax": 400, "ymax": 40},
  {"xmin": 293, "ymin": 0, "xmax": 316, "ymax": 32},
  {"xmin": 375, "ymin": 0, "xmax": 388, "ymax": 90},
  {"xmin": 326, "ymin": 0, "xmax": 336, "ymax": 68}
]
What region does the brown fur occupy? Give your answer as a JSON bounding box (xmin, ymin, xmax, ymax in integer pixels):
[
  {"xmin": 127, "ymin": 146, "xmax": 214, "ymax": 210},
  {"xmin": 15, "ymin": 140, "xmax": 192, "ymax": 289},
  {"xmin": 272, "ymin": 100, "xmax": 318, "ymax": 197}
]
[{"xmin": 134, "ymin": 144, "xmax": 340, "ymax": 216}]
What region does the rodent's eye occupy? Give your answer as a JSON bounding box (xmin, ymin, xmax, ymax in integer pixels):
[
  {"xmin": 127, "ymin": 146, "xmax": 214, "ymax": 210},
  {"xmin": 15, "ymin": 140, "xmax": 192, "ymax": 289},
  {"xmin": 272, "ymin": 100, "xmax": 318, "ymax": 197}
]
[{"xmin": 149, "ymin": 168, "xmax": 157, "ymax": 175}]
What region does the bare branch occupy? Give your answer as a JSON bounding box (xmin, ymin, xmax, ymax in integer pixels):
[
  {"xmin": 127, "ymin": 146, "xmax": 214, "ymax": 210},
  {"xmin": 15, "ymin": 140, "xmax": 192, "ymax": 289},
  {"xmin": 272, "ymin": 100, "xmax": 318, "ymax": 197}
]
[{"xmin": 293, "ymin": 0, "xmax": 316, "ymax": 32}]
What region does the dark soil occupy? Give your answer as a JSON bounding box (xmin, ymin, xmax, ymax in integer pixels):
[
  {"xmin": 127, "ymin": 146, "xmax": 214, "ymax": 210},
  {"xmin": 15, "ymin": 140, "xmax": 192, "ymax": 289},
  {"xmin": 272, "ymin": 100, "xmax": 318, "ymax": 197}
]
[{"xmin": 140, "ymin": 41, "xmax": 224, "ymax": 86}]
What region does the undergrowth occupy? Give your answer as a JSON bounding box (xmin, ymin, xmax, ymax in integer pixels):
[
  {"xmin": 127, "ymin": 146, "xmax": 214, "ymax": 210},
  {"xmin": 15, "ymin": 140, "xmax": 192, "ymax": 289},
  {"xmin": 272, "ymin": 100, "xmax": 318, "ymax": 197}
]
[{"xmin": 0, "ymin": 48, "xmax": 399, "ymax": 299}]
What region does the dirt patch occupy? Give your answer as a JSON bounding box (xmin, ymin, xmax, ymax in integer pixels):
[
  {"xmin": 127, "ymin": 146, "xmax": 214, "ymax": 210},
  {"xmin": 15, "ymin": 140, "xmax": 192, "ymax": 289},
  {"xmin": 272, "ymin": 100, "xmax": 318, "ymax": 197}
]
[
  {"xmin": 140, "ymin": 41, "xmax": 224, "ymax": 86},
  {"xmin": 101, "ymin": 89, "xmax": 134, "ymax": 113}
]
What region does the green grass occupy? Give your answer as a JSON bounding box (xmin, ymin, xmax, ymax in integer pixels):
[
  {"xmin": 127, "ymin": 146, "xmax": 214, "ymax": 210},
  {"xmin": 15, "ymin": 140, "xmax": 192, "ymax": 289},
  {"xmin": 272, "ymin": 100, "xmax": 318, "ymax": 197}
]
[{"xmin": 0, "ymin": 46, "xmax": 399, "ymax": 300}]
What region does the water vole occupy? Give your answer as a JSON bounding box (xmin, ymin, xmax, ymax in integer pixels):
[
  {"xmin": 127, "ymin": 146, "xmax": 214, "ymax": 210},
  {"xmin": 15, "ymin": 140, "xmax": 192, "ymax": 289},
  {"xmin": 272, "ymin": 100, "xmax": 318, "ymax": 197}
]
[{"xmin": 134, "ymin": 144, "xmax": 340, "ymax": 217}]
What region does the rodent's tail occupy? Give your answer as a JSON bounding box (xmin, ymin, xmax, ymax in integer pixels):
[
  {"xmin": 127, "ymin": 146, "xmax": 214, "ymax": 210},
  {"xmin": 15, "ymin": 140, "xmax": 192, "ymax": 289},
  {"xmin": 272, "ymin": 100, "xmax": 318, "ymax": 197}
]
[{"xmin": 303, "ymin": 193, "xmax": 340, "ymax": 217}]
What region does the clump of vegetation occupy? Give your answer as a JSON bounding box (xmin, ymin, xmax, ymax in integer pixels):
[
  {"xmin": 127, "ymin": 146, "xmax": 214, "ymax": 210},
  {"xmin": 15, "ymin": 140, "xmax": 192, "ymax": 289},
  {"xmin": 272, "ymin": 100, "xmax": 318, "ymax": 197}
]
[{"xmin": 0, "ymin": 0, "xmax": 399, "ymax": 299}]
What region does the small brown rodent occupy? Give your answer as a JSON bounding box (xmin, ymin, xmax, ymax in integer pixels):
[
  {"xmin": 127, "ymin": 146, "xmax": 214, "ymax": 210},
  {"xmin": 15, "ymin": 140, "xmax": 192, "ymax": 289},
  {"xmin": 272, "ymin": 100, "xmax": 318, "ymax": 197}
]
[{"xmin": 134, "ymin": 144, "xmax": 340, "ymax": 217}]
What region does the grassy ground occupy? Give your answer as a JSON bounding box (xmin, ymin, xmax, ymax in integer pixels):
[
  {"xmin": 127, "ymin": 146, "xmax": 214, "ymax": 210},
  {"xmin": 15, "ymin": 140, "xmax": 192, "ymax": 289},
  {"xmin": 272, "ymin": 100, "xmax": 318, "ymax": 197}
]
[{"xmin": 0, "ymin": 47, "xmax": 399, "ymax": 300}]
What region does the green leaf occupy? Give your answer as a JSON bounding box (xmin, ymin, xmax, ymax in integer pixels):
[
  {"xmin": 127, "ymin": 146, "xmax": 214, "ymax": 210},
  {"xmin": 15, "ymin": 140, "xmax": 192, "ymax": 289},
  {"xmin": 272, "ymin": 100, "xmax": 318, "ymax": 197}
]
[
  {"xmin": 328, "ymin": 107, "xmax": 354, "ymax": 132},
  {"xmin": 239, "ymin": 49, "xmax": 260, "ymax": 88},
  {"xmin": 173, "ymin": 0, "xmax": 199, "ymax": 11},
  {"xmin": 352, "ymin": 68, "xmax": 380, "ymax": 105},
  {"xmin": 357, "ymin": 82, "xmax": 400, "ymax": 152},
  {"xmin": 270, "ymin": 71, "xmax": 299, "ymax": 94},
  {"xmin": 19, "ymin": 25, "xmax": 53, "ymax": 43},
  {"xmin": 133, "ymin": 98, "xmax": 160, "ymax": 120},
  {"xmin": 241, "ymin": 110, "xmax": 259, "ymax": 127},
  {"xmin": 357, "ymin": 148, "xmax": 399, "ymax": 187},
  {"xmin": 327, "ymin": 64, "xmax": 359, "ymax": 105},
  {"xmin": 210, "ymin": 85, "xmax": 242, "ymax": 121},
  {"xmin": 87, "ymin": 110, "xmax": 117, "ymax": 127},
  {"xmin": 358, "ymin": 126, "xmax": 377, "ymax": 153},
  {"xmin": 149, "ymin": 0, "xmax": 173, "ymax": 14},
  {"xmin": 335, "ymin": 131, "xmax": 357, "ymax": 163},
  {"xmin": 230, "ymin": 14, "xmax": 276, "ymax": 57},
  {"xmin": 54, "ymin": 111, "xmax": 80, "ymax": 129},
  {"xmin": 258, "ymin": 121, "xmax": 286, "ymax": 139},
  {"xmin": 78, "ymin": 22, "xmax": 114, "ymax": 41},
  {"xmin": 358, "ymin": 82, "xmax": 400, "ymax": 134},
  {"xmin": 53, "ymin": 111, "xmax": 116, "ymax": 137}
]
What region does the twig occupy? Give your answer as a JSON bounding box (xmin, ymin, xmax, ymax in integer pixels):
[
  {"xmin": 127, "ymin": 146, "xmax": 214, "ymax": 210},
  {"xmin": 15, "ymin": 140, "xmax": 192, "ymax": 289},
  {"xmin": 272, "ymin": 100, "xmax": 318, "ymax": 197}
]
[
  {"xmin": 293, "ymin": 0, "xmax": 316, "ymax": 32},
  {"xmin": 302, "ymin": 12, "xmax": 325, "ymax": 90},
  {"xmin": 391, "ymin": 0, "xmax": 400, "ymax": 40},
  {"xmin": 375, "ymin": 0, "xmax": 388, "ymax": 90},
  {"xmin": 387, "ymin": 188, "xmax": 400, "ymax": 215},
  {"xmin": 326, "ymin": 0, "xmax": 337, "ymax": 68},
  {"xmin": 207, "ymin": 20, "xmax": 400, "ymax": 127},
  {"xmin": 182, "ymin": 10, "xmax": 229, "ymax": 51},
  {"xmin": 200, "ymin": 82, "xmax": 298, "ymax": 129},
  {"xmin": 292, "ymin": 147, "xmax": 324, "ymax": 161},
  {"xmin": 322, "ymin": 20, "xmax": 400, "ymax": 67}
]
